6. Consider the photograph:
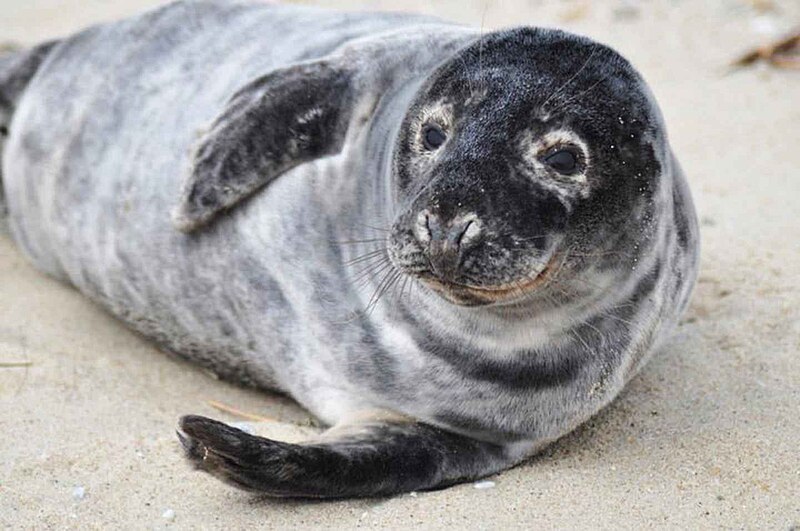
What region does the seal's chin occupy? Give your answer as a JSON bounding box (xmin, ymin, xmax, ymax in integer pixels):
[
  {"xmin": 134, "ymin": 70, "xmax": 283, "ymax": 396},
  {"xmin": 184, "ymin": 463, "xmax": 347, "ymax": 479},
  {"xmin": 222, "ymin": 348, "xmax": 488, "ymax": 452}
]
[{"xmin": 414, "ymin": 259, "xmax": 555, "ymax": 307}]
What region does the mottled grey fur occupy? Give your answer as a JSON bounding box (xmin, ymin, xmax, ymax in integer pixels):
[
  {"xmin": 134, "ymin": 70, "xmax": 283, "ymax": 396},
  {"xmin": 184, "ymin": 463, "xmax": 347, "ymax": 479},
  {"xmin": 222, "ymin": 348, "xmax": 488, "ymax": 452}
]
[{"xmin": 0, "ymin": 0, "xmax": 699, "ymax": 498}]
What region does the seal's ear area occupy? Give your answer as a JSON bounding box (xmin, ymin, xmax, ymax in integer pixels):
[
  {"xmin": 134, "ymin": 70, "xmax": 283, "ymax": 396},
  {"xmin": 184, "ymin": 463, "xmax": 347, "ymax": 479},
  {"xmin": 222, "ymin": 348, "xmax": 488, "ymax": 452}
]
[{"xmin": 173, "ymin": 60, "xmax": 356, "ymax": 232}]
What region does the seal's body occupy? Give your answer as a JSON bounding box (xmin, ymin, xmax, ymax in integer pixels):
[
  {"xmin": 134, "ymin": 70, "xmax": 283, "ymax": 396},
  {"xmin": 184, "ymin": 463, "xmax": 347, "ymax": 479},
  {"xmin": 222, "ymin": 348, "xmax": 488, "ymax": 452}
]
[{"xmin": 1, "ymin": 1, "xmax": 699, "ymax": 497}]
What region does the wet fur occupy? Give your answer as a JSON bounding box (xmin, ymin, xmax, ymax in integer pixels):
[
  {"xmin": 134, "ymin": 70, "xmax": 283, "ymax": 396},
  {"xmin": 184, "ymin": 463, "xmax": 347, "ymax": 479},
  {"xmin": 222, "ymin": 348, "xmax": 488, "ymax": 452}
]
[{"xmin": 1, "ymin": 1, "xmax": 699, "ymax": 498}]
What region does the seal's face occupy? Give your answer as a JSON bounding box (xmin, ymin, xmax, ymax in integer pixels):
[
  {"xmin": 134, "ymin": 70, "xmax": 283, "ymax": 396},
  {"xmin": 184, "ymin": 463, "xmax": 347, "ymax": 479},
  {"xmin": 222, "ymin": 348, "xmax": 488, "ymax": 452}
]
[{"xmin": 387, "ymin": 28, "xmax": 663, "ymax": 306}]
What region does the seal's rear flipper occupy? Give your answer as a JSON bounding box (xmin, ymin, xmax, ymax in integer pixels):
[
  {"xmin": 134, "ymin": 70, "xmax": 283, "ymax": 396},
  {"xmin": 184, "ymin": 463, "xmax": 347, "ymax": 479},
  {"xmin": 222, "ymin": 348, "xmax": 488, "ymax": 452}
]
[{"xmin": 178, "ymin": 415, "xmax": 518, "ymax": 498}]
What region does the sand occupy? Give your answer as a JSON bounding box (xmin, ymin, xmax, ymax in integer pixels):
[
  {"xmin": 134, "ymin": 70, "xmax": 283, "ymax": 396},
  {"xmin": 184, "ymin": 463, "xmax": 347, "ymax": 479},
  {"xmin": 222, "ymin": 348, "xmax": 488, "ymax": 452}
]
[{"xmin": 1, "ymin": 0, "xmax": 799, "ymax": 528}]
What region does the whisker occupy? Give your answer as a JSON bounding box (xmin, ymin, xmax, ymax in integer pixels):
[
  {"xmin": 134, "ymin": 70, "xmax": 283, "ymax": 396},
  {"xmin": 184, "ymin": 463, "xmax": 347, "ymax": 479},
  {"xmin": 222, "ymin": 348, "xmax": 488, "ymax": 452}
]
[
  {"xmin": 582, "ymin": 319, "xmax": 606, "ymax": 347},
  {"xmin": 351, "ymin": 259, "xmax": 390, "ymax": 286},
  {"xmin": 347, "ymin": 257, "xmax": 389, "ymax": 279},
  {"xmin": 509, "ymin": 234, "xmax": 552, "ymax": 242},
  {"xmin": 540, "ymin": 47, "xmax": 598, "ymax": 111},
  {"xmin": 457, "ymin": 54, "xmax": 475, "ymax": 99},
  {"xmin": 601, "ymin": 311, "xmax": 637, "ymax": 327},
  {"xmin": 352, "ymin": 258, "xmax": 392, "ymax": 287},
  {"xmin": 537, "ymin": 246, "xmax": 575, "ymax": 292},
  {"xmin": 393, "ymin": 271, "xmax": 408, "ymax": 302},
  {"xmin": 344, "ymin": 248, "xmax": 387, "ymax": 267},
  {"xmin": 402, "ymin": 277, "xmax": 410, "ymax": 302},
  {"xmin": 570, "ymin": 328, "xmax": 598, "ymax": 361},
  {"xmin": 365, "ymin": 269, "xmax": 402, "ymax": 315},
  {"xmin": 331, "ymin": 237, "xmax": 388, "ymax": 246},
  {"xmin": 355, "ymin": 223, "xmax": 391, "ymax": 233},
  {"xmin": 565, "ymin": 250, "xmax": 635, "ymax": 258},
  {"xmin": 599, "ymin": 301, "xmax": 639, "ymax": 312},
  {"xmin": 358, "ymin": 264, "xmax": 393, "ymax": 302},
  {"xmin": 547, "ymin": 76, "xmax": 606, "ymax": 115},
  {"xmin": 397, "ymin": 273, "xmax": 411, "ymax": 302},
  {"xmin": 478, "ymin": 0, "xmax": 489, "ymax": 86},
  {"xmin": 546, "ymin": 272, "xmax": 641, "ymax": 315},
  {"xmin": 563, "ymin": 274, "xmax": 613, "ymax": 292}
]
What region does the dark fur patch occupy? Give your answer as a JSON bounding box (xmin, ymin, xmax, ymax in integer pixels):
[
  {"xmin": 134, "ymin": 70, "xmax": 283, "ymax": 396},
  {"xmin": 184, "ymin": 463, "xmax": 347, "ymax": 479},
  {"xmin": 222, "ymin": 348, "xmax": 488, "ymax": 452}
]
[
  {"xmin": 0, "ymin": 40, "xmax": 59, "ymax": 112},
  {"xmin": 174, "ymin": 60, "xmax": 356, "ymax": 231},
  {"xmin": 388, "ymin": 27, "xmax": 664, "ymax": 294},
  {"xmin": 409, "ymin": 321, "xmax": 584, "ymax": 391},
  {"xmin": 178, "ymin": 415, "xmax": 508, "ymax": 498},
  {"xmin": 672, "ymin": 183, "xmax": 691, "ymax": 251},
  {"xmin": 1, "ymin": 40, "xmax": 59, "ymax": 215}
]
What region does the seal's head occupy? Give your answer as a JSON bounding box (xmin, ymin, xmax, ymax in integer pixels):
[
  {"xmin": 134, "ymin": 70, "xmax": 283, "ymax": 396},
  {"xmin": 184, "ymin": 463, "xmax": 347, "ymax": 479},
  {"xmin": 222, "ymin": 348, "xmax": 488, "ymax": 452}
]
[{"xmin": 387, "ymin": 28, "xmax": 666, "ymax": 306}]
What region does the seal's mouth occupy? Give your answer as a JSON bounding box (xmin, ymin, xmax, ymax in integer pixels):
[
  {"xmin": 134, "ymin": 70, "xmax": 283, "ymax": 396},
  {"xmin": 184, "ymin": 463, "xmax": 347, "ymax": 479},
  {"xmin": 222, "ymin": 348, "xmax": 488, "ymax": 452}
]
[{"xmin": 414, "ymin": 256, "xmax": 556, "ymax": 307}]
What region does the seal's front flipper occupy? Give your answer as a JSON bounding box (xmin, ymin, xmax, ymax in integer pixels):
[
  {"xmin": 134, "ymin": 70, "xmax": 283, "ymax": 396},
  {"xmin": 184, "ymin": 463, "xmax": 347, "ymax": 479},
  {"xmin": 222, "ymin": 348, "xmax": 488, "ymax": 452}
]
[
  {"xmin": 177, "ymin": 415, "xmax": 519, "ymax": 498},
  {"xmin": 172, "ymin": 59, "xmax": 359, "ymax": 232}
]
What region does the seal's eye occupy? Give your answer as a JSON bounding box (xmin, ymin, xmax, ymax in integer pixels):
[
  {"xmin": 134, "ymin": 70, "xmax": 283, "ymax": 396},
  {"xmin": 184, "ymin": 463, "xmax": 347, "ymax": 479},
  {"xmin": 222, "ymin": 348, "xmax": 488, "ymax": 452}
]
[
  {"xmin": 544, "ymin": 148, "xmax": 579, "ymax": 175},
  {"xmin": 422, "ymin": 124, "xmax": 447, "ymax": 150}
]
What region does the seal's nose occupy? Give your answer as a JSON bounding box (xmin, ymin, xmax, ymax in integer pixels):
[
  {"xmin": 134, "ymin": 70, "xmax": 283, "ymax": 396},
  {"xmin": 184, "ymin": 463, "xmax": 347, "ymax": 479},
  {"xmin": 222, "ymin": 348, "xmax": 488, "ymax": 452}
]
[{"xmin": 414, "ymin": 210, "xmax": 481, "ymax": 279}]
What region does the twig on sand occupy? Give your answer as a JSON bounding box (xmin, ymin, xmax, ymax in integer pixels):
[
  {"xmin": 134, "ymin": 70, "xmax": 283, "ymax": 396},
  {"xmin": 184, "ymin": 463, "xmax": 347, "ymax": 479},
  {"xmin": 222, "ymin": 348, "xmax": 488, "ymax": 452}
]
[
  {"xmin": 207, "ymin": 400, "xmax": 279, "ymax": 423},
  {"xmin": 0, "ymin": 360, "xmax": 33, "ymax": 368},
  {"xmin": 732, "ymin": 30, "xmax": 800, "ymax": 70}
]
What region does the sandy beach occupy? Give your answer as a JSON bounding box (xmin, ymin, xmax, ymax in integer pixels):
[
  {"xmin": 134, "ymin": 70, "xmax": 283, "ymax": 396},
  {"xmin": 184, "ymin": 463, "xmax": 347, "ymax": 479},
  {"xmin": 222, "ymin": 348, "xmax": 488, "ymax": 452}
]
[{"xmin": 1, "ymin": 0, "xmax": 798, "ymax": 528}]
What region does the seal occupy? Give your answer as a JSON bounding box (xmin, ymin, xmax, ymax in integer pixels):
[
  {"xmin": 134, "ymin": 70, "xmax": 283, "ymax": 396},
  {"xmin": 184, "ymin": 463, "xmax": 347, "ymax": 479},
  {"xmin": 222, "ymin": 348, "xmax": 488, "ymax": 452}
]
[{"xmin": 0, "ymin": 1, "xmax": 699, "ymax": 498}]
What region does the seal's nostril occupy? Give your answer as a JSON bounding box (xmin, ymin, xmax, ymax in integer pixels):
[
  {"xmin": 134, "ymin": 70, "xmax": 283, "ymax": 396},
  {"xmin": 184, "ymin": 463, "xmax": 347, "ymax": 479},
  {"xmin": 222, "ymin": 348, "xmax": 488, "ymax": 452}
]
[
  {"xmin": 448, "ymin": 216, "xmax": 481, "ymax": 252},
  {"xmin": 452, "ymin": 221, "xmax": 470, "ymax": 248},
  {"xmin": 415, "ymin": 211, "xmax": 481, "ymax": 278}
]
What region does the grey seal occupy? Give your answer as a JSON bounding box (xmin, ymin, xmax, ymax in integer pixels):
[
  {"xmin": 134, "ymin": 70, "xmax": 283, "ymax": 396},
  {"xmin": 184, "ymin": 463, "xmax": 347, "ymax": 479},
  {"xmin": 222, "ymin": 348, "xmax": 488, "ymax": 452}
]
[{"xmin": 0, "ymin": 0, "xmax": 699, "ymax": 498}]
